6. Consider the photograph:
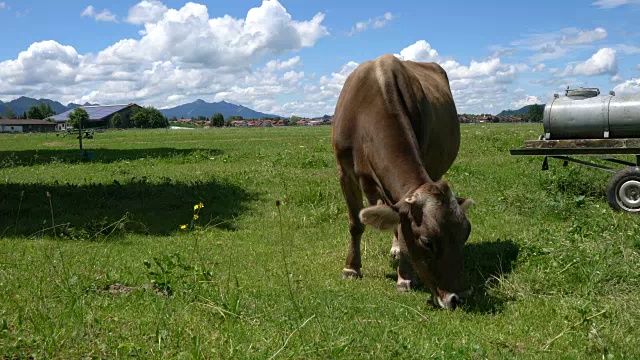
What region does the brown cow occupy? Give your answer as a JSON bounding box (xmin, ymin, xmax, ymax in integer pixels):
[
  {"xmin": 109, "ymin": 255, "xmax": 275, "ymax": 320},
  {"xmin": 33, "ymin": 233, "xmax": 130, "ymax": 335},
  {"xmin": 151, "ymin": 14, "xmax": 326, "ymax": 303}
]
[{"xmin": 331, "ymin": 54, "xmax": 473, "ymax": 310}]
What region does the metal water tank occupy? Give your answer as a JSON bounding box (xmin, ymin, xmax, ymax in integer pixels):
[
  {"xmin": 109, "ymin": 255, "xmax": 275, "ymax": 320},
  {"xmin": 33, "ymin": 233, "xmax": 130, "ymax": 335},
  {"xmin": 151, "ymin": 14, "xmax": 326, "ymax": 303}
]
[{"xmin": 543, "ymin": 87, "xmax": 640, "ymax": 139}]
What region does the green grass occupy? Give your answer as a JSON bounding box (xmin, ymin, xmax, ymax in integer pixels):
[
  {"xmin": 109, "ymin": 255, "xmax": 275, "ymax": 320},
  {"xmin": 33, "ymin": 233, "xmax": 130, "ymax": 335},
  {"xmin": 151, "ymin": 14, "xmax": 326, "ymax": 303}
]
[{"xmin": 0, "ymin": 124, "xmax": 638, "ymax": 359}]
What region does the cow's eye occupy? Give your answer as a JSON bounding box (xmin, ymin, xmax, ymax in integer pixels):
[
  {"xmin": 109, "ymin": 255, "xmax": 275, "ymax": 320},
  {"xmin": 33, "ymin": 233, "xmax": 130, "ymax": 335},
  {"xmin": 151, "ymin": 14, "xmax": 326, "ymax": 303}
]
[{"xmin": 420, "ymin": 236, "xmax": 434, "ymax": 251}]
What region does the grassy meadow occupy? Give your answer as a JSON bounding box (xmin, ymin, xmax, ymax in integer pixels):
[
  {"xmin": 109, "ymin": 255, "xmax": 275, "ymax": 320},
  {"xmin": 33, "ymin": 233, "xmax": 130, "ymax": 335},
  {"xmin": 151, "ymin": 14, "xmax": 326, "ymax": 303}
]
[{"xmin": 0, "ymin": 124, "xmax": 639, "ymax": 359}]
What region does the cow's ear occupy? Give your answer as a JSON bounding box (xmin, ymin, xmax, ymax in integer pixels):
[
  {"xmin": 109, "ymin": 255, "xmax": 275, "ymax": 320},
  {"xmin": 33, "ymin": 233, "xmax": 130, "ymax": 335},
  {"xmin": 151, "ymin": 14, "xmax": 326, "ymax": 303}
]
[
  {"xmin": 359, "ymin": 205, "xmax": 400, "ymax": 232},
  {"xmin": 457, "ymin": 197, "xmax": 474, "ymax": 213}
]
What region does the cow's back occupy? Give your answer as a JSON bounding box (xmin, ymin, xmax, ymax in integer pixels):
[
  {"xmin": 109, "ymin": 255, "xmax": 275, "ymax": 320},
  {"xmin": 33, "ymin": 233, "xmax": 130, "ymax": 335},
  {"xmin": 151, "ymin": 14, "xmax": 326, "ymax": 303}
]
[{"xmin": 332, "ymin": 54, "xmax": 459, "ymax": 186}]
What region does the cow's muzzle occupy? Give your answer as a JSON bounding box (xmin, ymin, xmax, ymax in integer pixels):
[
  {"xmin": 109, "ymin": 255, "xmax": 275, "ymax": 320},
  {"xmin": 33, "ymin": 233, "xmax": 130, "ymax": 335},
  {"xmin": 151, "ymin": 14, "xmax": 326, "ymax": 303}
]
[{"xmin": 435, "ymin": 291, "xmax": 463, "ymax": 310}]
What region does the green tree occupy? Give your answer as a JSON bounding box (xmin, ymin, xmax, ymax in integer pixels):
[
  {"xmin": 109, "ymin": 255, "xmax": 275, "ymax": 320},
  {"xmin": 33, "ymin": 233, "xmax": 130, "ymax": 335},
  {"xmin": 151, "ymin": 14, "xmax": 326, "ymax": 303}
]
[
  {"xmin": 286, "ymin": 115, "xmax": 301, "ymax": 126},
  {"xmin": 169, "ymin": 116, "xmax": 178, "ymax": 123},
  {"xmin": 4, "ymin": 107, "xmax": 16, "ymax": 119},
  {"xmin": 39, "ymin": 102, "xmax": 55, "ymax": 118},
  {"xmin": 131, "ymin": 107, "xmax": 168, "ymax": 128},
  {"xmin": 26, "ymin": 105, "xmax": 45, "ymax": 119},
  {"xmin": 111, "ymin": 113, "xmax": 122, "ymax": 128},
  {"xmin": 67, "ymin": 107, "xmax": 89, "ymax": 129},
  {"xmin": 228, "ymin": 115, "xmax": 243, "ymax": 120},
  {"xmin": 526, "ymin": 104, "xmax": 544, "ymax": 122},
  {"xmin": 211, "ymin": 112, "xmax": 225, "ymax": 127}
]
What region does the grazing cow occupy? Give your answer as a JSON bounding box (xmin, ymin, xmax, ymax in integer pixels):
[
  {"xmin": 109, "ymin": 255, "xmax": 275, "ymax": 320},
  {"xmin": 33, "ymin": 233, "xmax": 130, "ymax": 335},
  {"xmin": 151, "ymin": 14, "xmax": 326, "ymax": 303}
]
[{"xmin": 331, "ymin": 54, "xmax": 473, "ymax": 310}]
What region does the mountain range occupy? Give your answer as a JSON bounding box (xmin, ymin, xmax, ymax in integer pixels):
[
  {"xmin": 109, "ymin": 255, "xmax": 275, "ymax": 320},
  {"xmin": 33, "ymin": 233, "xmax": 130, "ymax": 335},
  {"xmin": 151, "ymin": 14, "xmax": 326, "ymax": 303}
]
[
  {"xmin": 0, "ymin": 96, "xmax": 278, "ymax": 120},
  {"xmin": 1, "ymin": 96, "xmax": 541, "ymax": 120},
  {"xmin": 0, "ymin": 96, "xmax": 96, "ymax": 118}
]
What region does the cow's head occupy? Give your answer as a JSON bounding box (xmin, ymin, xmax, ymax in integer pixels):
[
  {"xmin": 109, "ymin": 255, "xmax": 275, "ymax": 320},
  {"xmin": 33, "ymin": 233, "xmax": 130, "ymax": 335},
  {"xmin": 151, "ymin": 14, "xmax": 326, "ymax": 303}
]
[{"xmin": 359, "ymin": 181, "xmax": 473, "ymax": 310}]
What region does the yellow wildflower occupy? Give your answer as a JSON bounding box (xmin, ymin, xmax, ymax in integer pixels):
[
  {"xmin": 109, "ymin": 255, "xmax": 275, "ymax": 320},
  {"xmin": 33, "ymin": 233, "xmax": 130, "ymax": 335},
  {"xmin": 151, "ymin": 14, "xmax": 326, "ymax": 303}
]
[
  {"xmin": 180, "ymin": 224, "xmax": 187, "ymax": 230},
  {"xmin": 193, "ymin": 214, "xmax": 199, "ymax": 220},
  {"xmin": 194, "ymin": 202, "xmax": 204, "ymax": 210}
]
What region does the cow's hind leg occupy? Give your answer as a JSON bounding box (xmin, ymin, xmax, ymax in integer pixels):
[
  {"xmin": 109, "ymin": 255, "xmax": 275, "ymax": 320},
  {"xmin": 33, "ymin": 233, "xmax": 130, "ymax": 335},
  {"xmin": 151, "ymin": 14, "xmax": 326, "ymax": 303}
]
[{"xmin": 339, "ymin": 168, "xmax": 365, "ymax": 279}]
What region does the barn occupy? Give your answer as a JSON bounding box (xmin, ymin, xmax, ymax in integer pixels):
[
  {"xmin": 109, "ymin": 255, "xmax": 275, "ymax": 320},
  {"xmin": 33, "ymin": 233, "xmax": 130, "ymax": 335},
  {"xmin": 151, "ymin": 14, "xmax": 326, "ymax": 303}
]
[
  {"xmin": 51, "ymin": 104, "xmax": 141, "ymax": 130},
  {"xmin": 0, "ymin": 119, "xmax": 57, "ymax": 133}
]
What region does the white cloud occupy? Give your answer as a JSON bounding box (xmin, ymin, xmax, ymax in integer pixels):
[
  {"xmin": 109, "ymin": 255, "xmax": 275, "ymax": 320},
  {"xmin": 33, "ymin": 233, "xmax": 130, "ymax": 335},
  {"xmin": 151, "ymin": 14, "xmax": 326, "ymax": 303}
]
[
  {"xmin": 616, "ymin": 44, "xmax": 640, "ymax": 54},
  {"xmin": 126, "ymin": 0, "xmax": 168, "ymax": 24},
  {"xmin": 613, "ymin": 78, "xmax": 640, "ymax": 93},
  {"xmin": 95, "ymin": 1, "xmax": 328, "ymax": 69},
  {"xmin": 510, "ymin": 27, "xmax": 609, "ymax": 64},
  {"xmin": 0, "ymin": 41, "xmax": 81, "ymax": 88},
  {"xmin": 559, "ymin": 27, "xmax": 607, "ymax": 45},
  {"xmin": 0, "ymin": 0, "xmax": 329, "ymax": 114},
  {"xmin": 395, "ymin": 40, "xmax": 440, "ymax": 62},
  {"xmin": 593, "ymin": 0, "xmax": 640, "ymax": 8},
  {"xmin": 349, "ymin": 12, "xmax": 393, "ymax": 35},
  {"xmin": 532, "ymin": 63, "xmax": 546, "ymax": 72},
  {"xmin": 611, "ymin": 74, "xmax": 623, "ymax": 82},
  {"xmin": 0, "ymin": 2, "xmax": 7, "ymax": 9},
  {"xmin": 512, "ymin": 95, "xmax": 541, "ymax": 109},
  {"xmin": 561, "ymin": 48, "xmax": 618, "ymax": 76},
  {"xmin": 81, "ymin": 5, "xmax": 117, "ymax": 22}
]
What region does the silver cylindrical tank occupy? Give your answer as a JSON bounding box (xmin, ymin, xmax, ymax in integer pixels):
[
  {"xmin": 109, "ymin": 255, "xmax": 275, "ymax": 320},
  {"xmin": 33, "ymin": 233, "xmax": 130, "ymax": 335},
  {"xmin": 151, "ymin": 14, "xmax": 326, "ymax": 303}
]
[{"xmin": 543, "ymin": 88, "xmax": 640, "ymax": 139}]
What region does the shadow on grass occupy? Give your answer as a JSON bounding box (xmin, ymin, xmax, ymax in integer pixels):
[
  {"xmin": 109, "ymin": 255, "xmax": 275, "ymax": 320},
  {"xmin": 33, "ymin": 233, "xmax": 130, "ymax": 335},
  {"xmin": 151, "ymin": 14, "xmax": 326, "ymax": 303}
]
[
  {"xmin": 0, "ymin": 148, "xmax": 224, "ymax": 167},
  {"xmin": 0, "ymin": 178, "xmax": 253, "ymax": 237},
  {"xmin": 462, "ymin": 239, "xmax": 519, "ymax": 314},
  {"xmin": 384, "ymin": 239, "xmax": 519, "ymax": 314}
]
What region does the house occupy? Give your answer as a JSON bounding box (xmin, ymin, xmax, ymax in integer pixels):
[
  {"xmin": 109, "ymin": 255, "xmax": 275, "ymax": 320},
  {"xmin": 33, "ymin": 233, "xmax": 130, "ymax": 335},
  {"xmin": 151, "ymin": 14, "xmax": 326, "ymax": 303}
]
[
  {"xmin": 0, "ymin": 119, "xmax": 57, "ymax": 133},
  {"xmin": 231, "ymin": 120, "xmax": 247, "ymax": 127},
  {"xmin": 51, "ymin": 103, "xmax": 141, "ymax": 130}
]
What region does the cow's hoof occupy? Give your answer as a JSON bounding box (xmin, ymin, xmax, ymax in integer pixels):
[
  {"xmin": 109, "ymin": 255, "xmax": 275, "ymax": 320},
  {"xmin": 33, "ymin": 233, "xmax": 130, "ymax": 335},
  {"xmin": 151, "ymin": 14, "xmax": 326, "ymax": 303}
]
[
  {"xmin": 396, "ymin": 279, "xmax": 412, "ymax": 292},
  {"xmin": 342, "ymin": 268, "xmax": 362, "ymax": 279}
]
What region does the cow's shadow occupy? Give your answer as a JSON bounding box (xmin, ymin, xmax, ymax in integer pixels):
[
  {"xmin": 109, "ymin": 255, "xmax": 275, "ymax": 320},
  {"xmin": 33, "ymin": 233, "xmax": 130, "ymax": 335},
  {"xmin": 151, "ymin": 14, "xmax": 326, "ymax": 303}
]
[
  {"xmin": 460, "ymin": 239, "xmax": 520, "ymax": 313},
  {"xmin": 385, "ymin": 239, "xmax": 519, "ymax": 314},
  {"xmin": 0, "ymin": 178, "xmax": 253, "ymax": 238}
]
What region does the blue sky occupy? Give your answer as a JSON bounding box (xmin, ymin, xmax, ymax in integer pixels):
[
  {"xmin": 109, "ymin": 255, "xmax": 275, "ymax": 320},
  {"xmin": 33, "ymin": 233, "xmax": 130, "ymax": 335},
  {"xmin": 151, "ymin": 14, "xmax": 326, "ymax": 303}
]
[{"xmin": 1, "ymin": 0, "xmax": 639, "ymax": 116}]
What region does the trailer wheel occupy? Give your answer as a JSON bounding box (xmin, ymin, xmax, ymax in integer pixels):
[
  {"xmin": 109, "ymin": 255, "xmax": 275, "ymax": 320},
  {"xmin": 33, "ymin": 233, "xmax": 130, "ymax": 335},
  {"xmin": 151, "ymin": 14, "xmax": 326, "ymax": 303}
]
[{"xmin": 607, "ymin": 167, "xmax": 640, "ymax": 213}]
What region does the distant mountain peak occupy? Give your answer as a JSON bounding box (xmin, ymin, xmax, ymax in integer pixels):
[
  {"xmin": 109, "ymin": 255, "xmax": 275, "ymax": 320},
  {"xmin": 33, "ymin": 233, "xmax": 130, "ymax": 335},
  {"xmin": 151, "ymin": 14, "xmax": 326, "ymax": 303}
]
[{"xmin": 160, "ymin": 99, "xmax": 279, "ymax": 120}]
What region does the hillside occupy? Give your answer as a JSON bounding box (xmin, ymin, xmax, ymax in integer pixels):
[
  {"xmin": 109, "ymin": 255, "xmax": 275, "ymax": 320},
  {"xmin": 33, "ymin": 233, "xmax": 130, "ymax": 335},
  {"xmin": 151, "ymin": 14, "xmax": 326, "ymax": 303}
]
[
  {"xmin": 498, "ymin": 104, "xmax": 545, "ymax": 117},
  {"xmin": 160, "ymin": 99, "xmax": 278, "ymax": 120}
]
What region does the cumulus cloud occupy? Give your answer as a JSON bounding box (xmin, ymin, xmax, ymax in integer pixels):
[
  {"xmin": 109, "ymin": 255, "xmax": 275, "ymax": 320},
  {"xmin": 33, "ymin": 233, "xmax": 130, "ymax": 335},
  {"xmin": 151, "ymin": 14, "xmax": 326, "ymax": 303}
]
[
  {"xmin": 395, "ymin": 40, "xmax": 440, "ymax": 62},
  {"xmin": 0, "ymin": 0, "xmax": 330, "ymax": 113},
  {"xmin": 81, "ymin": 5, "xmax": 117, "ymax": 22},
  {"xmin": 512, "ymin": 95, "xmax": 541, "ymax": 108},
  {"xmin": 349, "ymin": 12, "xmax": 393, "ymax": 35},
  {"xmin": 561, "ymin": 48, "xmax": 618, "ymax": 76},
  {"xmin": 593, "ymin": 0, "xmax": 640, "ymax": 8},
  {"xmin": 613, "ymin": 78, "xmax": 640, "ymax": 93},
  {"xmin": 0, "ymin": 2, "xmax": 7, "ymax": 9},
  {"xmin": 126, "ymin": 0, "xmax": 168, "ymax": 24},
  {"xmin": 96, "ymin": 1, "xmax": 328, "ymax": 69}
]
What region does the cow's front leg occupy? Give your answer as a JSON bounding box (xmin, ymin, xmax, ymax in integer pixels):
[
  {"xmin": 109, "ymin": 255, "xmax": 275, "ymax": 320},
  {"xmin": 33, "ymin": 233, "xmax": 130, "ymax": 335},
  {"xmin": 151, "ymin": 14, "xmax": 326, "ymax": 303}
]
[
  {"xmin": 390, "ymin": 230, "xmax": 401, "ymax": 265},
  {"xmin": 396, "ymin": 251, "xmax": 415, "ymax": 292}
]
